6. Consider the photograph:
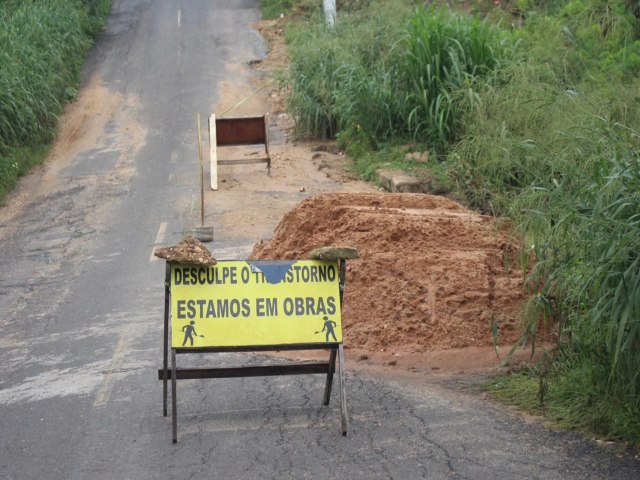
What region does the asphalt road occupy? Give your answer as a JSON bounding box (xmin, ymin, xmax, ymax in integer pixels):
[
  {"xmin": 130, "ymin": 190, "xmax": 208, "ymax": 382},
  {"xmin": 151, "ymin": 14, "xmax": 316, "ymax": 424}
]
[{"xmin": 0, "ymin": 1, "xmax": 638, "ymax": 478}]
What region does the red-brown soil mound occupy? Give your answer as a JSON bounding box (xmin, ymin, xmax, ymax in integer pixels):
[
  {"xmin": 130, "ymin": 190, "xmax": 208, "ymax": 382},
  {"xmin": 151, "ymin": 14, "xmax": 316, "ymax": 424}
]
[{"xmin": 251, "ymin": 193, "xmax": 526, "ymax": 351}]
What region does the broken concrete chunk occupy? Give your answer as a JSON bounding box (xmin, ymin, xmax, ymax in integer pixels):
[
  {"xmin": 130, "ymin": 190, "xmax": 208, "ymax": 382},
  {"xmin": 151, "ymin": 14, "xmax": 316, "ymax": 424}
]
[
  {"xmin": 376, "ymin": 168, "xmax": 422, "ymax": 193},
  {"xmin": 154, "ymin": 235, "xmax": 217, "ymax": 266}
]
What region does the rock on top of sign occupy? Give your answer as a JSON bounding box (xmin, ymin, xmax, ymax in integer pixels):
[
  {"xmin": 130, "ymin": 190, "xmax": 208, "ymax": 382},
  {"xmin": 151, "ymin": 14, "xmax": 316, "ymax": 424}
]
[
  {"xmin": 154, "ymin": 235, "xmax": 217, "ymax": 266},
  {"xmin": 308, "ymin": 246, "xmax": 360, "ymax": 261}
]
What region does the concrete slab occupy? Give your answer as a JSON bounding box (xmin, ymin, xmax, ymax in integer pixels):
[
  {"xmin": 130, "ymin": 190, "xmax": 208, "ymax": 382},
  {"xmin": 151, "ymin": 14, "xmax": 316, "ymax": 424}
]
[{"xmin": 375, "ymin": 168, "xmax": 422, "ymax": 193}]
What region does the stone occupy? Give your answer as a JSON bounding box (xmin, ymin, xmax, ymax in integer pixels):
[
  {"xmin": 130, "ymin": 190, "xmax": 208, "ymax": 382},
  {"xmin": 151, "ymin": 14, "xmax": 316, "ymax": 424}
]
[
  {"xmin": 404, "ymin": 151, "xmax": 429, "ymax": 163},
  {"xmin": 154, "ymin": 235, "xmax": 217, "ymax": 265},
  {"xmin": 375, "ymin": 168, "xmax": 422, "ymax": 193},
  {"xmin": 307, "ymin": 246, "xmax": 360, "ymax": 260}
]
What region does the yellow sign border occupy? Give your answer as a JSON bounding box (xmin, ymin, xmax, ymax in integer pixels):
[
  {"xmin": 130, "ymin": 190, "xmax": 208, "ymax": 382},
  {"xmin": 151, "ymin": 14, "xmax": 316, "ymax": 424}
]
[{"xmin": 170, "ymin": 260, "xmax": 342, "ymax": 348}]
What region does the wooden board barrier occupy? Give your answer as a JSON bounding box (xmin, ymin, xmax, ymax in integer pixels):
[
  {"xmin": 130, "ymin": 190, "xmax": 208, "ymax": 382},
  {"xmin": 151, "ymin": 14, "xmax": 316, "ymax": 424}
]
[
  {"xmin": 209, "ymin": 114, "xmax": 270, "ymax": 190},
  {"xmin": 159, "ymin": 259, "xmax": 349, "ymax": 443}
]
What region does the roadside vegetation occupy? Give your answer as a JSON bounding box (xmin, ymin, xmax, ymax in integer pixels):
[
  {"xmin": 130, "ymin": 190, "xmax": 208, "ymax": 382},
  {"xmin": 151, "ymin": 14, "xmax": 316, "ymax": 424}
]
[
  {"xmin": 264, "ymin": 0, "xmax": 640, "ymax": 446},
  {"xmin": 0, "ymin": 0, "xmax": 111, "ymax": 202}
]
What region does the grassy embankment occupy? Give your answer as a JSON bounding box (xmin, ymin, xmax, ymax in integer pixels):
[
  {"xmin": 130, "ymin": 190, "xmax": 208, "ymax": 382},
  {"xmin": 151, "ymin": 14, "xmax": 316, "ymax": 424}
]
[
  {"xmin": 264, "ymin": 0, "xmax": 640, "ymax": 446},
  {"xmin": 0, "ymin": 0, "xmax": 111, "ymax": 202}
]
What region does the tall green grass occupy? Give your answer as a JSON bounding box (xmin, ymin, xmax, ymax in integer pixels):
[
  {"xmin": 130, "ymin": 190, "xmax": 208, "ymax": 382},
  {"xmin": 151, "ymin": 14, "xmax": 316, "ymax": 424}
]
[
  {"xmin": 448, "ymin": 0, "xmax": 640, "ymax": 442},
  {"xmin": 0, "ymin": 0, "xmax": 110, "ymax": 201},
  {"xmin": 285, "ymin": 0, "xmax": 640, "ymax": 442},
  {"xmin": 286, "ymin": 2, "xmax": 513, "ymax": 152},
  {"xmin": 398, "ymin": 9, "xmax": 510, "ymax": 148}
]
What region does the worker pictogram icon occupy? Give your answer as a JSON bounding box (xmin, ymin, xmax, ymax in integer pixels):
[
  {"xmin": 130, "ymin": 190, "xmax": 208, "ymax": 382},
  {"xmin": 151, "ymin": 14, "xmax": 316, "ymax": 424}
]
[
  {"xmin": 181, "ymin": 320, "xmax": 204, "ymax": 346},
  {"xmin": 316, "ymin": 316, "xmax": 338, "ymax": 342}
]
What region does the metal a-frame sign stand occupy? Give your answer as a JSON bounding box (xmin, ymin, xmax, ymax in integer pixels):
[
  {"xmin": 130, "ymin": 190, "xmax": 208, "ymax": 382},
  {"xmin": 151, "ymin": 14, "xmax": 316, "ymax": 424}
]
[{"xmin": 158, "ymin": 259, "xmax": 349, "ymax": 443}]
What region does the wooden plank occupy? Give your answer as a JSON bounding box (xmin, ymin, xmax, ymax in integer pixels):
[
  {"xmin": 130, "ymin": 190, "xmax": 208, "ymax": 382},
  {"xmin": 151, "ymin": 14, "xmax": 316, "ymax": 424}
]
[
  {"xmin": 215, "ymin": 116, "xmax": 266, "ymax": 146},
  {"xmin": 338, "ymin": 343, "xmax": 348, "ymax": 436},
  {"xmin": 217, "ymin": 158, "xmax": 269, "ymax": 166},
  {"xmin": 171, "ymin": 349, "xmax": 177, "ymax": 443},
  {"xmin": 158, "ymin": 363, "xmax": 330, "ymax": 380},
  {"xmin": 209, "ymin": 114, "xmax": 218, "ymax": 190},
  {"xmin": 339, "ymin": 259, "xmax": 346, "ymax": 305},
  {"xmin": 174, "ymin": 343, "xmax": 339, "ymax": 354},
  {"xmin": 338, "ymin": 260, "xmax": 349, "ymax": 435},
  {"xmin": 323, "ymin": 348, "xmax": 337, "ymax": 405},
  {"xmin": 264, "ymin": 115, "xmax": 271, "ymax": 174},
  {"xmin": 212, "ymin": 115, "xmax": 270, "ymax": 174},
  {"xmin": 162, "ymin": 263, "xmax": 170, "ymax": 417}
]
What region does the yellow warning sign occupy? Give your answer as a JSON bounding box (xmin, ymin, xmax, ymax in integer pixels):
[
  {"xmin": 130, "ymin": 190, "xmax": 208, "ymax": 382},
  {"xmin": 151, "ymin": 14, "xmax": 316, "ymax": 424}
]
[{"xmin": 170, "ymin": 260, "xmax": 342, "ymax": 348}]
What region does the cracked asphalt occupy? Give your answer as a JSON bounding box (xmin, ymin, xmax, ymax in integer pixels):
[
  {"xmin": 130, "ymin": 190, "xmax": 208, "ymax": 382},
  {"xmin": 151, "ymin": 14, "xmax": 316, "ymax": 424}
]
[{"xmin": 0, "ymin": 0, "xmax": 639, "ymax": 478}]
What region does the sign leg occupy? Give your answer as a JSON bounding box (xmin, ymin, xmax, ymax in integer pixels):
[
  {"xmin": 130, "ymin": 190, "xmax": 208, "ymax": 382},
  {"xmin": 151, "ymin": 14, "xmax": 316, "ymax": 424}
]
[
  {"xmin": 171, "ymin": 348, "xmax": 178, "ymax": 443},
  {"xmin": 209, "ymin": 114, "xmax": 218, "ymax": 190},
  {"xmin": 323, "ymin": 347, "xmax": 337, "ymax": 405},
  {"xmin": 338, "ymin": 343, "xmax": 348, "ymax": 436},
  {"xmin": 163, "ymin": 263, "xmax": 170, "ymax": 417},
  {"xmin": 338, "ymin": 259, "xmax": 346, "ymax": 305},
  {"xmin": 264, "ymin": 114, "xmax": 271, "ymax": 175}
]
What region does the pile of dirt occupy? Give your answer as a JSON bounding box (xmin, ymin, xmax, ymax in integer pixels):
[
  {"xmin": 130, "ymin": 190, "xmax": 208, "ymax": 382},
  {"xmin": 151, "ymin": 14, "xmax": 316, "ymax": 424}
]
[
  {"xmin": 251, "ymin": 193, "xmax": 527, "ymax": 351},
  {"xmin": 154, "ymin": 236, "xmax": 217, "ymax": 266}
]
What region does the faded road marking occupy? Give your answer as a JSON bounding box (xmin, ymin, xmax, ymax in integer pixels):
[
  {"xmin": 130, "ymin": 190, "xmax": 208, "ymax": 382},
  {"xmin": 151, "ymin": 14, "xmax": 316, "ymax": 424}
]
[
  {"xmin": 177, "ymin": 9, "xmax": 182, "ymax": 27},
  {"xmin": 0, "ymin": 362, "xmax": 108, "ymax": 405},
  {"xmin": 149, "ymin": 221, "xmax": 167, "ymax": 263},
  {"xmin": 94, "ymin": 335, "xmax": 128, "ymax": 407}
]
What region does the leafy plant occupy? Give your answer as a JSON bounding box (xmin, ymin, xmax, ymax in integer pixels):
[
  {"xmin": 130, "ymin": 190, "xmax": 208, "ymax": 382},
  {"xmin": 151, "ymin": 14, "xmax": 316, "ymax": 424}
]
[
  {"xmin": 448, "ymin": 0, "xmax": 640, "ymax": 442},
  {"xmin": 0, "ymin": 0, "xmax": 110, "ymax": 201},
  {"xmin": 286, "ymin": 0, "xmax": 640, "ymax": 443},
  {"xmin": 286, "ymin": 3, "xmax": 512, "ymax": 152}
]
